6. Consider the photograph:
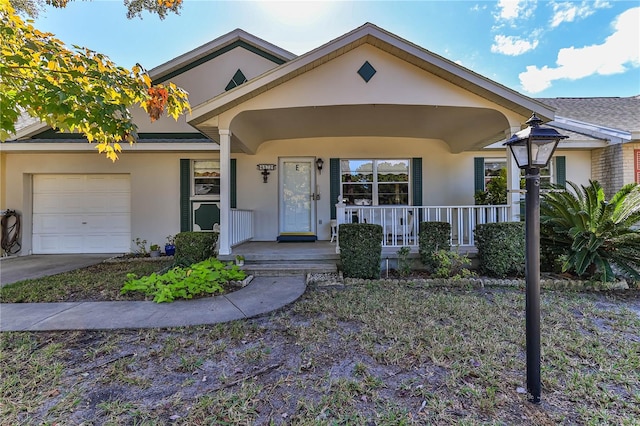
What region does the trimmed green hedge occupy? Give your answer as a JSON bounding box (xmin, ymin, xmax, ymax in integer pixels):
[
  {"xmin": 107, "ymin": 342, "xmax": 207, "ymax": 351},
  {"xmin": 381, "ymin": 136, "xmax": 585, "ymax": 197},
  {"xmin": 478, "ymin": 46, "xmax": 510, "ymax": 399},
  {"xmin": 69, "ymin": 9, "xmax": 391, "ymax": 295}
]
[
  {"xmin": 339, "ymin": 223, "xmax": 383, "ymax": 279},
  {"xmin": 174, "ymin": 232, "xmax": 218, "ymax": 266},
  {"xmin": 419, "ymin": 222, "xmax": 451, "ymax": 272},
  {"xmin": 474, "ymin": 223, "xmax": 525, "ymax": 278}
]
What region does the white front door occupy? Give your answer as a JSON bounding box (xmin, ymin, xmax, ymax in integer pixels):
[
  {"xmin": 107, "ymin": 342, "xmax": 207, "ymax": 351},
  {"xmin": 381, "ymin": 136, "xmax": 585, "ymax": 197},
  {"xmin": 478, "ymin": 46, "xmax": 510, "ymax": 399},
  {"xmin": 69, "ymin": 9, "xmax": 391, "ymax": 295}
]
[{"xmin": 279, "ymin": 157, "xmax": 317, "ymax": 236}]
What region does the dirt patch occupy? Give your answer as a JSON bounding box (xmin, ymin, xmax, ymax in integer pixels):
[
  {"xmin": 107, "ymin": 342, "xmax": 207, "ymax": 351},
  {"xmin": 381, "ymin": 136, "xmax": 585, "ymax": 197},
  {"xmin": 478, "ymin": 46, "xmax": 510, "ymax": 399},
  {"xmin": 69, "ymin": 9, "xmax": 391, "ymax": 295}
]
[{"xmin": 3, "ymin": 284, "xmax": 639, "ymax": 425}]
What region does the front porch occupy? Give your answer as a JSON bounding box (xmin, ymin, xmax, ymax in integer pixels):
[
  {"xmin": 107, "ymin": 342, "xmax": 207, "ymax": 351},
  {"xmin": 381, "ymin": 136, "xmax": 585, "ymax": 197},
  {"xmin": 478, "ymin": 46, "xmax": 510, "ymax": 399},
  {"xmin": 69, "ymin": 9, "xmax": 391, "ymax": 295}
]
[{"xmin": 226, "ymin": 204, "xmax": 513, "ymax": 260}]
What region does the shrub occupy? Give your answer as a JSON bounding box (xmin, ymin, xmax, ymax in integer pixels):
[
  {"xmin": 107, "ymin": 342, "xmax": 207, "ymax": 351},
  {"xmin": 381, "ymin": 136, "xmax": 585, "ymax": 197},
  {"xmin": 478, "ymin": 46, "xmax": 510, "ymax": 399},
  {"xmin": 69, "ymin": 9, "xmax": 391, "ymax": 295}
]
[
  {"xmin": 474, "ymin": 168, "xmax": 507, "ymax": 205},
  {"xmin": 431, "ymin": 249, "xmax": 475, "ymax": 279},
  {"xmin": 475, "ymin": 222, "xmax": 525, "ymax": 278},
  {"xmin": 339, "ymin": 223, "xmax": 382, "ymax": 279},
  {"xmin": 121, "ymin": 258, "xmax": 245, "ymax": 303},
  {"xmin": 174, "ymin": 232, "xmax": 218, "ymax": 266},
  {"xmin": 396, "ymin": 246, "xmax": 412, "ymax": 277},
  {"xmin": 541, "ymin": 180, "xmax": 640, "ymax": 281},
  {"xmin": 419, "ymin": 222, "xmax": 451, "ymax": 272}
]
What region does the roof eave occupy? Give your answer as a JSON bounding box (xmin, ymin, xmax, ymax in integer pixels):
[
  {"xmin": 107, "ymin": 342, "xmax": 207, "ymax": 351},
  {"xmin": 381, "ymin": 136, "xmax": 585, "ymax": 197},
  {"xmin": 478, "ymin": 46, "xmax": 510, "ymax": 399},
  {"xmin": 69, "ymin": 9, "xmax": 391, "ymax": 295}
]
[{"xmin": 149, "ymin": 28, "xmax": 296, "ymax": 81}]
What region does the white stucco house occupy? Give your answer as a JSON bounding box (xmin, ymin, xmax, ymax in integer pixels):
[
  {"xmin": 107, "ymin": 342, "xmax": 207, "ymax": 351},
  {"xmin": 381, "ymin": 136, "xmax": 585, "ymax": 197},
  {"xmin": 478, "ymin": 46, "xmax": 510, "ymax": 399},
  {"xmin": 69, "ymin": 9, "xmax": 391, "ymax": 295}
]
[{"xmin": 1, "ymin": 23, "xmax": 638, "ymax": 256}]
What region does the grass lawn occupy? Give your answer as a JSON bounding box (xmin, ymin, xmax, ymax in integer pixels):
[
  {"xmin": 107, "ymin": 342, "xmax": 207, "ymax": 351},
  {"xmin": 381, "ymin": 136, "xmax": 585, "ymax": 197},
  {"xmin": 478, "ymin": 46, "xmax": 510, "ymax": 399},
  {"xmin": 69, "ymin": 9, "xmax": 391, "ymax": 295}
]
[
  {"xmin": 1, "ymin": 280, "xmax": 638, "ymax": 424},
  {"xmin": 0, "ymin": 259, "xmax": 174, "ymax": 303}
]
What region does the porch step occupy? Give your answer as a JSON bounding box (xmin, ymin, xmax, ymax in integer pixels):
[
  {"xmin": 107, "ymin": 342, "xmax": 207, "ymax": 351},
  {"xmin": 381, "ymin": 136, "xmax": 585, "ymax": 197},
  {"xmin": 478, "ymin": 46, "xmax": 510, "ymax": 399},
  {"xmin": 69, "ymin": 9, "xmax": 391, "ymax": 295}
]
[{"xmin": 241, "ymin": 261, "xmax": 338, "ymax": 277}]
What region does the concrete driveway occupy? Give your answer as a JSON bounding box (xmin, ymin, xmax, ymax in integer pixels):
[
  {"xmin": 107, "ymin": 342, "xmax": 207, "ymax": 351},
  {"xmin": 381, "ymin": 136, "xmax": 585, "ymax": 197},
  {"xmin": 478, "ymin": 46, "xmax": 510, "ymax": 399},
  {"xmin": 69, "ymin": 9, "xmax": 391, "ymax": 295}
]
[{"xmin": 0, "ymin": 254, "xmax": 113, "ymax": 287}]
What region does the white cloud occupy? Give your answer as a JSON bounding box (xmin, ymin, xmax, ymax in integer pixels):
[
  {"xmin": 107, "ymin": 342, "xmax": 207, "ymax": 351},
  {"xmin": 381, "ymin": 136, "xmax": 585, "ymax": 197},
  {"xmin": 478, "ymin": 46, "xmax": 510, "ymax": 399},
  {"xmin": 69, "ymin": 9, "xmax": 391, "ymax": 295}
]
[
  {"xmin": 495, "ymin": 0, "xmax": 536, "ymax": 21},
  {"xmin": 550, "ymin": 0, "xmax": 611, "ymax": 28},
  {"xmin": 519, "ymin": 7, "xmax": 640, "ymax": 93},
  {"xmin": 491, "ymin": 35, "xmax": 539, "ymax": 55}
]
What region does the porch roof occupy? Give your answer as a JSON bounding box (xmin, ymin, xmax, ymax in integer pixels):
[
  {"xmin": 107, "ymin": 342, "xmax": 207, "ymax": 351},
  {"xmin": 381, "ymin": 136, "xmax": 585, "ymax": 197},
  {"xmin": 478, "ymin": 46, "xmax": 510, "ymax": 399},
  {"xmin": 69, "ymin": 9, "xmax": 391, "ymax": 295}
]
[{"xmin": 189, "ymin": 23, "xmax": 556, "ymax": 154}]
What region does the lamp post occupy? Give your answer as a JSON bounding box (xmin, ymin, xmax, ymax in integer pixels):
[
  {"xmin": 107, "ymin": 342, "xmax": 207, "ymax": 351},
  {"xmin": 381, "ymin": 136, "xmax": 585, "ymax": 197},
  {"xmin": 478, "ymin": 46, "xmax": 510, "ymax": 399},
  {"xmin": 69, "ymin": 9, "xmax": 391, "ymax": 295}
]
[{"xmin": 504, "ymin": 113, "xmax": 567, "ymax": 404}]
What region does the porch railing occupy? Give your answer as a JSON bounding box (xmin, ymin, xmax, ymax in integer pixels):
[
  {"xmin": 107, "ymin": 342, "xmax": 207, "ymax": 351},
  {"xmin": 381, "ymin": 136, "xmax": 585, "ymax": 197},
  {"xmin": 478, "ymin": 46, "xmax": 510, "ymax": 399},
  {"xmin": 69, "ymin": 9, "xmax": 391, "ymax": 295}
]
[
  {"xmin": 336, "ymin": 204, "xmax": 511, "ymax": 248},
  {"xmin": 229, "ymin": 209, "xmax": 254, "ymax": 247}
]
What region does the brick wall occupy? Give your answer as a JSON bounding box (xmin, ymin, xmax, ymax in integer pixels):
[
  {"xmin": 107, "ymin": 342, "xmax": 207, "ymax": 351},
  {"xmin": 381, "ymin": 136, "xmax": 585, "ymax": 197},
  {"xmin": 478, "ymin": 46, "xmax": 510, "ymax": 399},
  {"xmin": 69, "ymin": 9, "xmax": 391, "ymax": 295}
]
[
  {"xmin": 592, "ymin": 142, "xmax": 640, "ymax": 197},
  {"xmin": 591, "ymin": 144, "xmax": 623, "ymax": 198}
]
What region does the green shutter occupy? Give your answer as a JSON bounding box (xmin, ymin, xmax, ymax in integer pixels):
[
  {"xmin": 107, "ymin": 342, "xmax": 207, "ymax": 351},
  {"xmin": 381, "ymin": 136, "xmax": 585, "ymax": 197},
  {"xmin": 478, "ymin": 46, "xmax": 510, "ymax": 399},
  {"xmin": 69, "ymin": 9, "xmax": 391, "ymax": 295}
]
[
  {"xmin": 412, "ymin": 158, "xmax": 422, "ymax": 206},
  {"xmin": 330, "ymin": 158, "xmax": 340, "ymax": 220},
  {"xmin": 180, "ymin": 159, "xmax": 191, "ymax": 232},
  {"xmin": 555, "ymin": 156, "xmax": 566, "ymax": 187},
  {"xmin": 474, "ymin": 157, "xmax": 485, "ymax": 193},
  {"xmin": 230, "ymin": 159, "xmax": 237, "ymax": 209}
]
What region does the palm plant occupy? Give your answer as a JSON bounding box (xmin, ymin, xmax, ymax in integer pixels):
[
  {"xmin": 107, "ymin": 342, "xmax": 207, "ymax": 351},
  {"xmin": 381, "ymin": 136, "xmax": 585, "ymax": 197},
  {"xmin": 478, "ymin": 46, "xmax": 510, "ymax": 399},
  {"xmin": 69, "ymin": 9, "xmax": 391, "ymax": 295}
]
[{"xmin": 540, "ymin": 180, "xmax": 640, "ymax": 281}]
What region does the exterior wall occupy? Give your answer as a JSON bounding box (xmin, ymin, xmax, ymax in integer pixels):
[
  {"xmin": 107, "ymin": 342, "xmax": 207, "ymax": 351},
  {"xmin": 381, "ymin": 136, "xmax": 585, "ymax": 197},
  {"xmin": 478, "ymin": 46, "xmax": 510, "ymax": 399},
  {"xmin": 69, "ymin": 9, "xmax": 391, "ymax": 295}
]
[
  {"xmin": 0, "ymin": 152, "xmax": 6, "ymax": 210},
  {"xmin": 132, "ymin": 46, "xmax": 282, "ymax": 134},
  {"xmin": 591, "ymin": 144, "xmax": 623, "ymax": 197},
  {"xmin": 622, "ymin": 142, "xmax": 640, "ymax": 185},
  {"xmin": 591, "ymin": 142, "xmax": 639, "ymax": 197},
  {"xmin": 3, "ymin": 152, "xmax": 217, "ymax": 255}
]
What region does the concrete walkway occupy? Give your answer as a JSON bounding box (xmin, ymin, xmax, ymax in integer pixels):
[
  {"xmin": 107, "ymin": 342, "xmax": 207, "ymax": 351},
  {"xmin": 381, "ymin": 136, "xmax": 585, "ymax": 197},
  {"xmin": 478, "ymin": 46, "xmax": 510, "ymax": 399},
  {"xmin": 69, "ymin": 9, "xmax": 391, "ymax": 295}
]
[
  {"xmin": 1, "ymin": 254, "xmax": 112, "ymax": 287},
  {"xmin": 0, "ymin": 276, "xmax": 306, "ymax": 332}
]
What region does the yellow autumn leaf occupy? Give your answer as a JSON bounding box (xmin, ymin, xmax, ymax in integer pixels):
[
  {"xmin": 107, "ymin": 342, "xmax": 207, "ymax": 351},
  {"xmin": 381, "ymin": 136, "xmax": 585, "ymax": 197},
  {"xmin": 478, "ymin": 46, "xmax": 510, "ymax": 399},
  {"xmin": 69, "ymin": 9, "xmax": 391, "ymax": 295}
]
[
  {"xmin": 142, "ymin": 74, "xmax": 152, "ymax": 88},
  {"xmin": 114, "ymin": 142, "xmax": 122, "ymax": 152}
]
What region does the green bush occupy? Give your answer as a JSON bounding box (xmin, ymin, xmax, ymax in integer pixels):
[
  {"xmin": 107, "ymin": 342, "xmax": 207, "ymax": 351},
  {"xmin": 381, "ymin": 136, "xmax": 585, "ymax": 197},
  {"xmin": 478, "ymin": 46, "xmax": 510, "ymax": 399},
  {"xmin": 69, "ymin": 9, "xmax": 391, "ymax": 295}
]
[
  {"xmin": 474, "ymin": 222, "xmax": 525, "ymax": 278},
  {"xmin": 121, "ymin": 258, "xmax": 245, "ymax": 303},
  {"xmin": 419, "ymin": 222, "xmax": 451, "ymax": 272},
  {"xmin": 339, "ymin": 223, "xmax": 383, "ymax": 279},
  {"xmin": 174, "ymin": 232, "xmax": 218, "ymax": 266},
  {"xmin": 431, "ymin": 249, "xmax": 475, "ymax": 279},
  {"xmin": 541, "ymin": 180, "xmax": 640, "ymax": 281}
]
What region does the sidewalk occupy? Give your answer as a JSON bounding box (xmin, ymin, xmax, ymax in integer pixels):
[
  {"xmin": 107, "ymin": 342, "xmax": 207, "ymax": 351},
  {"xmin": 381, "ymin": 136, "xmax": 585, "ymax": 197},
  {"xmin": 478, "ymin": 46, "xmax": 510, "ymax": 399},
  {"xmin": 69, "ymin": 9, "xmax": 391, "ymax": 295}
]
[{"xmin": 0, "ymin": 276, "xmax": 306, "ymax": 332}]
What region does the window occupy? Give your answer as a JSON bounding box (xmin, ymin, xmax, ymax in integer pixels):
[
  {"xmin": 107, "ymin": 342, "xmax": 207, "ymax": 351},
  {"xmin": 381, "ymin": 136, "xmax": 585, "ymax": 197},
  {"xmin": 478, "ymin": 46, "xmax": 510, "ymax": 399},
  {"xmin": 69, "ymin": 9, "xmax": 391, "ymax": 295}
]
[
  {"xmin": 192, "ymin": 160, "xmax": 220, "ymax": 198},
  {"xmin": 341, "ymin": 159, "xmax": 409, "ymax": 205},
  {"xmin": 635, "ymin": 150, "xmax": 640, "ymax": 184},
  {"xmin": 483, "ymin": 158, "xmax": 506, "ymax": 189}
]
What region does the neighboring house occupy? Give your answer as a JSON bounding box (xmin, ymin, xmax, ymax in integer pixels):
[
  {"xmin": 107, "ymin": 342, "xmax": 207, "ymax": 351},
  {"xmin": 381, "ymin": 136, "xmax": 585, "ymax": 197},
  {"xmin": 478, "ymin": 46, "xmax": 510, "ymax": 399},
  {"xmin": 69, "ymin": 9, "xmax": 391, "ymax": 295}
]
[{"xmin": 1, "ymin": 23, "xmax": 637, "ymax": 256}]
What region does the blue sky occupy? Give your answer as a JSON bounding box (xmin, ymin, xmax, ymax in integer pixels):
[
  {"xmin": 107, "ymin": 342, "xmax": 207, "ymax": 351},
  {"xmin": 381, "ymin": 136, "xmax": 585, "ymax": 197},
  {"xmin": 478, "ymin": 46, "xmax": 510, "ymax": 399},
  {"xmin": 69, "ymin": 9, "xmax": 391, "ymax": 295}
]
[{"xmin": 32, "ymin": 0, "xmax": 640, "ymax": 98}]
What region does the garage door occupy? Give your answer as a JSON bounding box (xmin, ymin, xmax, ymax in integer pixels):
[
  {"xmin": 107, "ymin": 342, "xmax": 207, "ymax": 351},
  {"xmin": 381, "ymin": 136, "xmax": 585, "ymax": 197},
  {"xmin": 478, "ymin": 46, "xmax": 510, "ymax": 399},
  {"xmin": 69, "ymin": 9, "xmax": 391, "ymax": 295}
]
[{"xmin": 33, "ymin": 175, "xmax": 131, "ymax": 254}]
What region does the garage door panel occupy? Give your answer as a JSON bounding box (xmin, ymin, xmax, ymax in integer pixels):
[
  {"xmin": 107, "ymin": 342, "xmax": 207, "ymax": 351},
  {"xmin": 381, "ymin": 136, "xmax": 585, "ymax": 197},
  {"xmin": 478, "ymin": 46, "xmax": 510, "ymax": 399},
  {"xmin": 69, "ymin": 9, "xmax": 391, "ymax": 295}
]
[
  {"xmin": 33, "ymin": 213, "xmax": 85, "ymax": 233},
  {"xmin": 84, "ymin": 234, "xmax": 130, "ymax": 253},
  {"xmin": 84, "ymin": 213, "xmax": 130, "ymax": 233},
  {"xmin": 83, "ymin": 194, "xmax": 130, "ymax": 213},
  {"xmin": 33, "ymin": 174, "xmax": 131, "ymax": 254},
  {"xmin": 32, "ymin": 194, "xmax": 87, "ymax": 214}
]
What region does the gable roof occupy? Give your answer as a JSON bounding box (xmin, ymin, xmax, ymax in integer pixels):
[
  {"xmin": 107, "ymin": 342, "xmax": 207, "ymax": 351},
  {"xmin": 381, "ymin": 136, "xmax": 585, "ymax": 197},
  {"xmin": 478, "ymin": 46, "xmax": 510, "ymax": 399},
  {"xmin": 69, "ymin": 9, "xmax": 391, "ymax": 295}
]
[
  {"xmin": 10, "ymin": 28, "xmax": 296, "ymax": 140},
  {"xmin": 189, "ymin": 22, "xmax": 554, "ymax": 127},
  {"xmin": 150, "ymin": 28, "xmax": 296, "ymax": 84}
]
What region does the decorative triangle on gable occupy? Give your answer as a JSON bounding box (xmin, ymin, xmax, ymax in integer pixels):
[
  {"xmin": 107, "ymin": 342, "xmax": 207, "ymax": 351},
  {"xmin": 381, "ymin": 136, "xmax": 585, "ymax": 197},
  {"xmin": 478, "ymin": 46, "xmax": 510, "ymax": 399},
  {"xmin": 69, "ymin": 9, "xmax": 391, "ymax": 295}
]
[{"xmin": 225, "ymin": 69, "xmax": 248, "ymax": 91}]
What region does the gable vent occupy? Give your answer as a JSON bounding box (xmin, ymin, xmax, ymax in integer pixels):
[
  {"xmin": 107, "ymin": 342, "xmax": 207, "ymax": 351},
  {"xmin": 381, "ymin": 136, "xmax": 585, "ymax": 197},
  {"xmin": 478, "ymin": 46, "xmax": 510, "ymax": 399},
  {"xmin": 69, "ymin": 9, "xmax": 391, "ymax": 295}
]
[
  {"xmin": 357, "ymin": 61, "xmax": 376, "ymax": 83},
  {"xmin": 225, "ymin": 69, "xmax": 248, "ymax": 91}
]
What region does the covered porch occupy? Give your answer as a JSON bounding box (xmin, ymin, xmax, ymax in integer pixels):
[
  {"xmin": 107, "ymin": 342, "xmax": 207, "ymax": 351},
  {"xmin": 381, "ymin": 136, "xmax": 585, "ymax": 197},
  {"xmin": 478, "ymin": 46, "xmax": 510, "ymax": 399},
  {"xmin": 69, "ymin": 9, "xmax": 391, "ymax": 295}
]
[{"xmin": 189, "ymin": 24, "xmax": 552, "ymax": 256}]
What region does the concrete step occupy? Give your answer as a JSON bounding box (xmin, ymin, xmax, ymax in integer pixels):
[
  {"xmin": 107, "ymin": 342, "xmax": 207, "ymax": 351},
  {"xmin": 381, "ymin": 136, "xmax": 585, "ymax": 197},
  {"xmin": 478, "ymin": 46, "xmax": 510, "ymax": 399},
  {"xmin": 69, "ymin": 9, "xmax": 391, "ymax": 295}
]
[{"xmin": 241, "ymin": 262, "xmax": 338, "ymax": 277}]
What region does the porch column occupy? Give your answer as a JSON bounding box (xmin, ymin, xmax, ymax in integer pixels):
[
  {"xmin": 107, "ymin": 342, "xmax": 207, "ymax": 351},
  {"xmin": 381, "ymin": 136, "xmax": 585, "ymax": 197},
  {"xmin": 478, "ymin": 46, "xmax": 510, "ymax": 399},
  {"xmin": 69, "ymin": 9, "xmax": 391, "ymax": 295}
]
[
  {"xmin": 506, "ymin": 128, "xmax": 522, "ymax": 222},
  {"xmin": 219, "ymin": 129, "xmax": 232, "ymax": 255}
]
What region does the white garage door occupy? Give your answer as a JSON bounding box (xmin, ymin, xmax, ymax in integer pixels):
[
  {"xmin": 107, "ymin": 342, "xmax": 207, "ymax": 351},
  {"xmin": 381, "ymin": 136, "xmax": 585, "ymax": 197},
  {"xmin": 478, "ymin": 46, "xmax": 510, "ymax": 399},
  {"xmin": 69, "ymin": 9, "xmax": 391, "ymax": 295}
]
[{"xmin": 33, "ymin": 175, "xmax": 131, "ymax": 254}]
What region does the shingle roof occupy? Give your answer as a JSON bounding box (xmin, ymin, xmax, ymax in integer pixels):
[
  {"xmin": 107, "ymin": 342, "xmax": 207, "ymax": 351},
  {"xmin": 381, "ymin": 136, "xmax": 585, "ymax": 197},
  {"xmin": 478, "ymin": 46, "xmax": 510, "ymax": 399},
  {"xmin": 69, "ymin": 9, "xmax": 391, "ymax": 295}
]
[{"xmin": 537, "ymin": 96, "xmax": 640, "ymax": 132}]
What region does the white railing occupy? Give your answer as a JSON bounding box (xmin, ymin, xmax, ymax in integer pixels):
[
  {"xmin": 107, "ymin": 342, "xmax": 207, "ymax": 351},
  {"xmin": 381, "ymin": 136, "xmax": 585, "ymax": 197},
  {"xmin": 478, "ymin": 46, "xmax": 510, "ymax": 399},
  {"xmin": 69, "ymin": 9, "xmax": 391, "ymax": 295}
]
[
  {"xmin": 336, "ymin": 204, "xmax": 511, "ymax": 248},
  {"xmin": 229, "ymin": 209, "xmax": 254, "ymax": 247}
]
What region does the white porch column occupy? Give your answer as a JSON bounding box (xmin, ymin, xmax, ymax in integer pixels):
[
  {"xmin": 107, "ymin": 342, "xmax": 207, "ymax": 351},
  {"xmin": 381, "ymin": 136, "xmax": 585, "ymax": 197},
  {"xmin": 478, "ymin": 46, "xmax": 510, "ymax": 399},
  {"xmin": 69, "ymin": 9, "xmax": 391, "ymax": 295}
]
[
  {"xmin": 505, "ymin": 127, "xmax": 522, "ymax": 222},
  {"xmin": 219, "ymin": 129, "xmax": 232, "ymax": 255}
]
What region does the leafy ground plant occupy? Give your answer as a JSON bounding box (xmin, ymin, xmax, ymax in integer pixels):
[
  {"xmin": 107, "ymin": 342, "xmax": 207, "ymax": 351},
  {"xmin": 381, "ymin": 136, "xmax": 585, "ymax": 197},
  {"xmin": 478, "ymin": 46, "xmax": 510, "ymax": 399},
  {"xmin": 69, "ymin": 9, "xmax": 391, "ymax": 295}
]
[
  {"xmin": 541, "ymin": 180, "xmax": 640, "ymax": 281},
  {"xmin": 0, "ymin": 260, "xmax": 173, "ymax": 303},
  {"xmin": 1, "ymin": 284, "xmax": 638, "ymax": 424},
  {"xmin": 121, "ymin": 258, "xmax": 245, "ymax": 302}
]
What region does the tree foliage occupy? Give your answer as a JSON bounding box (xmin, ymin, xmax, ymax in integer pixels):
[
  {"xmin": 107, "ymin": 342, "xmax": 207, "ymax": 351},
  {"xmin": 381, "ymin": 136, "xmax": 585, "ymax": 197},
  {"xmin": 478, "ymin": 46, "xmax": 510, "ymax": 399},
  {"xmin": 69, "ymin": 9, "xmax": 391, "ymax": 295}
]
[
  {"xmin": 10, "ymin": 0, "xmax": 182, "ymax": 19},
  {"xmin": 541, "ymin": 180, "xmax": 640, "ymax": 281},
  {"xmin": 0, "ymin": 0, "xmax": 190, "ymax": 161}
]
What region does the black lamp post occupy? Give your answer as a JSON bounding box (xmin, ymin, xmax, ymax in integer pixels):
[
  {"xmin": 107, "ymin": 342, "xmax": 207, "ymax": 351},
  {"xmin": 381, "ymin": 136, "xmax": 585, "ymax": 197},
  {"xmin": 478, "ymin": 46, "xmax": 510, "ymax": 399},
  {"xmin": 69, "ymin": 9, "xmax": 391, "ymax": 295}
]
[{"xmin": 504, "ymin": 113, "xmax": 567, "ymax": 404}]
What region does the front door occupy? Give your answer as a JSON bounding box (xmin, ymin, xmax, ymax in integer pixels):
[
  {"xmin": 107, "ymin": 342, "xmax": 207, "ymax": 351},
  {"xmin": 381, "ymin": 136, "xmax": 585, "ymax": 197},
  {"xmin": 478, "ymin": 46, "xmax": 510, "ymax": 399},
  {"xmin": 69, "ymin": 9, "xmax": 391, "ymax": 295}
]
[{"xmin": 279, "ymin": 157, "xmax": 317, "ymax": 240}]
